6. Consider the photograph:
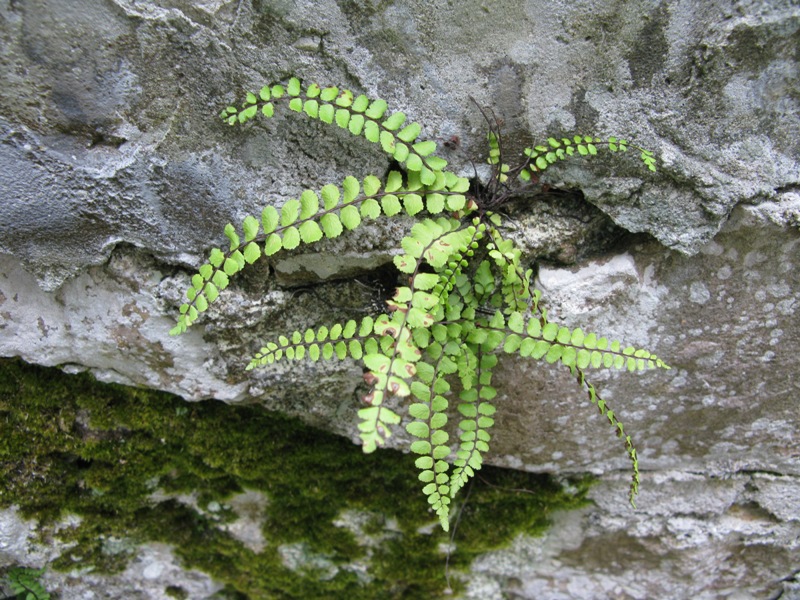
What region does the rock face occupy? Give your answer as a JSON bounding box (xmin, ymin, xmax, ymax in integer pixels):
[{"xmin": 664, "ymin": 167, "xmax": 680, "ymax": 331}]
[{"xmin": 1, "ymin": 0, "xmax": 798, "ymax": 598}]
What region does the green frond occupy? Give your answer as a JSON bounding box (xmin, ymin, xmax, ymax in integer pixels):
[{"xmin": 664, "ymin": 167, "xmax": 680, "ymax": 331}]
[
  {"xmin": 224, "ymin": 78, "xmax": 450, "ymax": 184},
  {"xmin": 486, "ymin": 131, "xmax": 501, "ymax": 165},
  {"xmin": 171, "ymin": 171, "xmax": 473, "ymax": 336},
  {"xmin": 486, "ymin": 131, "xmax": 512, "ymax": 182},
  {"xmin": 393, "ymin": 217, "xmax": 463, "ymax": 274},
  {"xmin": 5, "ymin": 567, "xmax": 51, "ymax": 600},
  {"xmin": 470, "ymin": 310, "xmax": 670, "ymax": 372},
  {"xmin": 407, "ymin": 353, "xmax": 454, "ymax": 531},
  {"xmin": 482, "ymin": 223, "xmax": 534, "ymax": 313},
  {"xmin": 450, "ymin": 351, "xmax": 497, "ymax": 497},
  {"xmin": 248, "ymin": 316, "xmax": 382, "ymax": 369},
  {"xmin": 519, "ymin": 135, "xmax": 657, "ymax": 180},
  {"xmin": 357, "ymin": 310, "xmax": 424, "ymax": 450}
]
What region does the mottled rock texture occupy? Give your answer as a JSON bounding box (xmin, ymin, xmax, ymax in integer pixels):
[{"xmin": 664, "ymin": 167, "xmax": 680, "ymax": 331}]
[{"xmin": 1, "ymin": 0, "xmax": 798, "ymax": 598}]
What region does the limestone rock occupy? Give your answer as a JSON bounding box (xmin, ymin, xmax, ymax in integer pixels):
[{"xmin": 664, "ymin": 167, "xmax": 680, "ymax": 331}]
[
  {"xmin": 468, "ymin": 472, "xmax": 800, "ymax": 599},
  {"xmin": 1, "ymin": 0, "xmax": 799, "ymax": 597}
]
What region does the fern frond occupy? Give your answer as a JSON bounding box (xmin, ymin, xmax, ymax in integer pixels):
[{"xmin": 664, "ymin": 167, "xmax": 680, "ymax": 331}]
[
  {"xmin": 358, "ymin": 312, "xmax": 420, "ymax": 450},
  {"xmin": 247, "ymin": 316, "xmax": 382, "ymax": 370},
  {"xmin": 449, "ymin": 351, "xmax": 497, "ymax": 498},
  {"xmin": 469, "ymin": 306, "xmax": 664, "ymax": 507},
  {"xmin": 5, "ymin": 567, "xmax": 51, "ymax": 600},
  {"xmin": 471, "ymin": 311, "xmax": 670, "ymax": 372},
  {"xmin": 393, "ymin": 218, "xmax": 481, "ymax": 277},
  {"xmin": 357, "ymin": 404, "xmax": 402, "ymax": 454},
  {"xmin": 225, "ymin": 78, "xmax": 449, "ymax": 185},
  {"xmin": 518, "ymin": 135, "xmax": 657, "ymax": 181},
  {"xmin": 483, "ymin": 220, "xmax": 533, "ymax": 313},
  {"xmin": 570, "ymin": 365, "xmax": 641, "ymax": 506},
  {"xmin": 407, "ymin": 349, "xmax": 457, "ymax": 531},
  {"xmin": 348, "ymin": 310, "xmax": 424, "ymax": 452},
  {"xmin": 486, "ymin": 130, "xmax": 512, "ymax": 184},
  {"xmin": 361, "ymin": 219, "xmax": 487, "ymax": 459},
  {"xmin": 406, "ymin": 363, "xmax": 450, "ymax": 531}
]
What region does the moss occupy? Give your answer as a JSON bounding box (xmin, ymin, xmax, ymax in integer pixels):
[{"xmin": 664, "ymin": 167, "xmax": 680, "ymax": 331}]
[
  {"xmin": 165, "ymin": 585, "xmax": 189, "ymax": 600},
  {"xmin": 0, "ymin": 358, "xmax": 591, "ymax": 598}
]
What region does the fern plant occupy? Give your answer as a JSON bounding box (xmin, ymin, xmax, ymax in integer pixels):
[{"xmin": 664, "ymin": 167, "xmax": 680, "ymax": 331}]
[
  {"xmin": 2, "ymin": 567, "xmax": 51, "ymax": 600},
  {"xmin": 169, "ymin": 78, "xmax": 667, "ymax": 531}
]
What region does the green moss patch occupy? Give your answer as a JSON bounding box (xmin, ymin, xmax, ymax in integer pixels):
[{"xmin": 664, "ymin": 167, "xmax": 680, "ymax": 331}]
[{"xmin": 0, "ymin": 358, "xmax": 590, "ymax": 598}]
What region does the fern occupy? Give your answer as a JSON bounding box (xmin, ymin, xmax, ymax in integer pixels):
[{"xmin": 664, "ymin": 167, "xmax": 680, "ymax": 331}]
[
  {"xmin": 2, "ymin": 567, "xmax": 51, "ymax": 600},
  {"xmin": 171, "ymin": 78, "xmax": 669, "ymax": 531}
]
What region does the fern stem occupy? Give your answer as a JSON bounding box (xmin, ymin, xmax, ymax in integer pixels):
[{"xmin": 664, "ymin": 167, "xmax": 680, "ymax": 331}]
[{"xmin": 571, "ymin": 365, "xmax": 640, "ymax": 507}]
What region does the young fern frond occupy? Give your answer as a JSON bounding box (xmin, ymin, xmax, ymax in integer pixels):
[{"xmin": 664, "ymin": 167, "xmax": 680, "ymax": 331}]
[{"xmin": 172, "ymin": 77, "xmax": 670, "ymax": 531}]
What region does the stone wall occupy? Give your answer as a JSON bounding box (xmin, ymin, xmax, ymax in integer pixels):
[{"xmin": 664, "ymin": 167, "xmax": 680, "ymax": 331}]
[{"xmin": 1, "ymin": 0, "xmax": 798, "ymax": 597}]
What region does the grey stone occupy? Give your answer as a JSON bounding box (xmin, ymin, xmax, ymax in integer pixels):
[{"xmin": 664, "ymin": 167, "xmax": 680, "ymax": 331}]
[
  {"xmin": 1, "ymin": 0, "xmax": 799, "ymax": 597},
  {"xmin": 0, "ymin": 0, "xmax": 797, "ymax": 289},
  {"xmin": 467, "ymin": 472, "xmax": 800, "ymax": 599},
  {"xmin": 0, "ymin": 509, "xmax": 222, "ymax": 599}
]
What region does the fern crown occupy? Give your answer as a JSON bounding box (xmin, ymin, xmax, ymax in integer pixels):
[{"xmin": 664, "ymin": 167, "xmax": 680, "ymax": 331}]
[{"xmin": 170, "ymin": 77, "xmax": 667, "ymax": 531}]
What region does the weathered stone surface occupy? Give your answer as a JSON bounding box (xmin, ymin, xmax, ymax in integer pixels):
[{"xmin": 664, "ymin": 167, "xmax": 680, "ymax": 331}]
[
  {"xmin": 1, "ymin": 0, "xmax": 799, "ymax": 597},
  {"xmin": 466, "ymin": 472, "xmax": 800, "ymax": 600},
  {"xmin": 1, "ymin": 0, "xmax": 797, "ymax": 289},
  {"xmin": 0, "ymin": 507, "xmax": 223, "ymax": 599},
  {"xmin": 493, "ymin": 201, "xmax": 800, "ymax": 479}
]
